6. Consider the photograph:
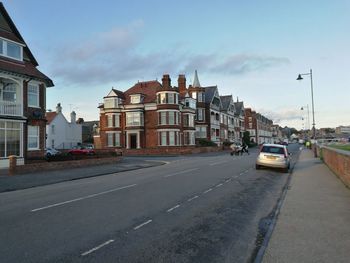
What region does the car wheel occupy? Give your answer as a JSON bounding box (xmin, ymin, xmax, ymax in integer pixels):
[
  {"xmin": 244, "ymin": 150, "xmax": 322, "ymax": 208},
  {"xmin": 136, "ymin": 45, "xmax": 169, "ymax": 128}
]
[
  {"xmin": 282, "ymin": 167, "xmax": 289, "ymax": 173},
  {"xmin": 256, "ymin": 164, "xmax": 261, "ymax": 170}
]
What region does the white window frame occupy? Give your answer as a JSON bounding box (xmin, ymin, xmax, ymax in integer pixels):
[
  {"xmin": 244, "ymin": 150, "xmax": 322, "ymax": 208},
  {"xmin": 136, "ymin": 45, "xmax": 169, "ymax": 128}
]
[
  {"xmin": 130, "ymin": 94, "xmax": 141, "ymax": 104},
  {"xmin": 107, "ymin": 115, "xmax": 113, "ymax": 127},
  {"xmin": 28, "ymin": 125, "xmax": 39, "ymax": 150},
  {"xmin": 114, "ymin": 114, "xmax": 120, "ymax": 128},
  {"xmin": 126, "ymin": 112, "xmax": 143, "ymax": 126},
  {"xmin": 0, "ymin": 38, "xmax": 24, "ymax": 61},
  {"xmin": 28, "ymin": 83, "xmax": 40, "ymax": 108}
]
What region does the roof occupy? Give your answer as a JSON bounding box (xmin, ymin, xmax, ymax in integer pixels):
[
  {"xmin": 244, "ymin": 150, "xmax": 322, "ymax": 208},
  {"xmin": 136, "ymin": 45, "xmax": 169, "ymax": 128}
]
[
  {"xmin": 220, "ymin": 95, "xmax": 232, "ymax": 110},
  {"xmin": 0, "ymin": 59, "xmax": 54, "ymax": 87},
  {"xmin": 45, "ymin": 112, "xmax": 57, "ymax": 124},
  {"xmin": 234, "ymin": 101, "xmax": 244, "ymax": 115},
  {"xmin": 204, "ymin": 86, "xmax": 217, "ymax": 103},
  {"xmin": 0, "ymin": 3, "xmax": 38, "ymax": 66},
  {"xmin": 124, "ymin": 80, "xmax": 162, "ymax": 104}
]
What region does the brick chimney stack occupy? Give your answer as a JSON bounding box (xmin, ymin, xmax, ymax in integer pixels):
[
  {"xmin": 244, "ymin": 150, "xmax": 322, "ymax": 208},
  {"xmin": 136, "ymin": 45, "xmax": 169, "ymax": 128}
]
[
  {"xmin": 162, "ymin": 74, "xmax": 171, "ymax": 89},
  {"xmin": 178, "ymin": 74, "xmax": 186, "ymax": 95}
]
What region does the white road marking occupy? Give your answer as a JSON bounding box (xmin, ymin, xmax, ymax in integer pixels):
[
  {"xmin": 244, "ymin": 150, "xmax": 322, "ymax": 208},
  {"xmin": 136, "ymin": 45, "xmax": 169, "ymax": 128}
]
[
  {"xmin": 164, "ymin": 168, "xmax": 199, "ymax": 178},
  {"xmin": 167, "ymin": 204, "xmax": 180, "ymax": 212},
  {"xmin": 187, "ymin": 195, "xmax": 199, "ymax": 202},
  {"xmin": 31, "ymin": 184, "xmax": 137, "ymax": 212},
  {"xmin": 209, "ymin": 161, "xmax": 228, "ymax": 166},
  {"xmin": 225, "ymin": 179, "xmax": 232, "ymax": 183},
  {"xmin": 203, "ymin": 188, "xmax": 213, "ymax": 194},
  {"xmin": 235, "ymin": 175, "xmax": 239, "ymax": 178},
  {"xmin": 81, "ymin": 239, "xmax": 114, "ymax": 256},
  {"xmin": 134, "ymin": 219, "xmax": 152, "ymax": 230},
  {"xmin": 216, "ymin": 183, "xmax": 223, "ymax": 188}
]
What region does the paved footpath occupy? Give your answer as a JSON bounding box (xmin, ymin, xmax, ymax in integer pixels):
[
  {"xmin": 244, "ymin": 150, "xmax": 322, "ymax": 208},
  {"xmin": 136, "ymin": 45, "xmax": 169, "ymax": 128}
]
[{"xmin": 262, "ymin": 149, "xmax": 350, "ymax": 263}]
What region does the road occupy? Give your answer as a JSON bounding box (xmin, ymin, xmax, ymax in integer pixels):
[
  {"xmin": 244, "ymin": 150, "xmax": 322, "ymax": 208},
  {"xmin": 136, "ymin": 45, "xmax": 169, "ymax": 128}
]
[{"xmin": 0, "ymin": 144, "xmax": 300, "ymax": 263}]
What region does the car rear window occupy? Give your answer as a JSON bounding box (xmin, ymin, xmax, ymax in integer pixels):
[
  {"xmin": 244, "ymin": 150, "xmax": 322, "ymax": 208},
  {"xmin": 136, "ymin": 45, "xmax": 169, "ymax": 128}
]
[{"xmin": 261, "ymin": 146, "xmax": 285, "ymax": 154}]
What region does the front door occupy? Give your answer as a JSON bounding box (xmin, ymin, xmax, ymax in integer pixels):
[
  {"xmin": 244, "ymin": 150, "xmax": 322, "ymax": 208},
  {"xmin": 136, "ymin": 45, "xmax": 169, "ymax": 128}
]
[{"xmin": 130, "ymin": 134, "xmax": 137, "ymax": 149}]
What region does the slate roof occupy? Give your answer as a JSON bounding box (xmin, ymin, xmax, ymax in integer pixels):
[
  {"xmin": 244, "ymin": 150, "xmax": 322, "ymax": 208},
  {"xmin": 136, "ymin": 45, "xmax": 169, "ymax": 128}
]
[
  {"xmin": 111, "ymin": 88, "xmax": 126, "ymax": 100},
  {"xmin": 234, "ymin": 101, "xmax": 244, "ymax": 115},
  {"xmin": 204, "ymin": 86, "xmax": 217, "ymax": 104},
  {"xmin": 220, "ymin": 95, "xmax": 232, "ymax": 110}
]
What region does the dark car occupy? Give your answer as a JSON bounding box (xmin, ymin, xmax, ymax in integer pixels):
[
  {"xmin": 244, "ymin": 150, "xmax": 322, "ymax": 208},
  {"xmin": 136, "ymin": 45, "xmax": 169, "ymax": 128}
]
[{"xmin": 67, "ymin": 146, "xmax": 95, "ymax": 155}]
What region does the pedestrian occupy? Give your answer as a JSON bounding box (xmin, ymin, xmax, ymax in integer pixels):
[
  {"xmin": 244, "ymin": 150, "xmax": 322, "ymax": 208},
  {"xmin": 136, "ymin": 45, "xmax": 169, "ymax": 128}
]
[{"xmin": 241, "ymin": 141, "xmax": 249, "ymax": 155}]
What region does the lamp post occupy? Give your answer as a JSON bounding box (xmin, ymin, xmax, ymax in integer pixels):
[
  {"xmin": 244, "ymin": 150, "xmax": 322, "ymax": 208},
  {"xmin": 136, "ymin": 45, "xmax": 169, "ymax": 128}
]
[
  {"xmin": 300, "ymin": 104, "xmax": 310, "ymax": 131},
  {"xmin": 297, "ymin": 69, "xmax": 317, "ymax": 157}
]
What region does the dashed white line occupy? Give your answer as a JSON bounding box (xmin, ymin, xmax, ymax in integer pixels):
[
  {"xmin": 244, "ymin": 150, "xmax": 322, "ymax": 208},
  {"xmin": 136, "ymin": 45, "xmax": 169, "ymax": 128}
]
[
  {"xmin": 209, "ymin": 161, "xmax": 228, "ymax": 166},
  {"xmin": 167, "ymin": 204, "xmax": 180, "ymax": 212},
  {"xmin": 225, "ymin": 179, "xmax": 232, "ymax": 183},
  {"xmin": 31, "ymin": 184, "xmax": 137, "ymax": 212},
  {"xmin": 216, "ymin": 183, "xmax": 223, "ymax": 188},
  {"xmin": 81, "ymin": 239, "xmax": 114, "ymax": 256},
  {"xmin": 134, "ymin": 219, "xmax": 153, "ymax": 230},
  {"xmin": 203, "ymin": 188, "xmax": 213, "ymax": 194},
  {"xmin": 164, "ymin": 168, "xmax": 199, "ymax": 178},
  {"xmin": 187, "ymin": 195, "xmax": 199, "ymax": 202}
]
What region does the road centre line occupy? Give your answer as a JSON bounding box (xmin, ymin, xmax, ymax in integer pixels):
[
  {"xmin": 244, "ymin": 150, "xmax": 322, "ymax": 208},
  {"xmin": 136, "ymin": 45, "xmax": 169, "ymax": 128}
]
[
  {"xmin": 187, "ymin": 195, "xmax": 199, "ymax": 202},
  {"xmin": 81, "ymin": 239, "xmax": 114, "ymax": 256},
  {"xmin": 203, "ymin": 188, "xmax": 213, "ymax": 194},
  {"xmin": 225, "ymin": 179, "xmax": 232, "ymax": 183},
  {"xmin": 134, "ymin": 220, "xmax": 152, "ymax": 230},
  {"xmin": 167, "ymin": 204, "xmax": 180, "ymax": 212},
  {"xmin": 31, "ymin": 184, "xmax": 137, "ymax": 212},
  {"xmin": 209, "ymin": 161, "xmax": 228, "ymax": 166},
  {"xmin": 164, "ymin": 168, "xmax": 199, "ymax": 178},
  {"xmin": 216, "ymin": 183, "xmax": 223, "ymax": 188}
]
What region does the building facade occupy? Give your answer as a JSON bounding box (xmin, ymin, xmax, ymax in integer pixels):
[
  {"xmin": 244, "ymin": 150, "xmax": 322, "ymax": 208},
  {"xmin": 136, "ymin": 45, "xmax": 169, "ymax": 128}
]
[
  {"xmin": 46, "ymin": 103, "xmax": 82, "ymax": 149},
  {"xmin": 0, "ymin": 3, "xmax": 53, "ymax": 168},
  {"xmin": 244, "ymin": 108, "xmax": 273, "ymax": 144}
]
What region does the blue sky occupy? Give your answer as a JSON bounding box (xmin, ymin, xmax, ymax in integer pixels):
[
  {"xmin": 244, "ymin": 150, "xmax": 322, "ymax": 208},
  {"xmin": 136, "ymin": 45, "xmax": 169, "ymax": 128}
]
[{"xmin": 3, "ymin": 0, "xmax": 350, "ymax": 129}]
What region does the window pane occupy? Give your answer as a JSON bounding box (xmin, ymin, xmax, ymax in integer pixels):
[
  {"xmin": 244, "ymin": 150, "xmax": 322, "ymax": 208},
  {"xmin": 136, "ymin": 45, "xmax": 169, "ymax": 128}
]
[
  {"xmin": 107, "ymin": 115, "xmax": 113, "ymax": 127},
  {"xmin": 161, "ymin": 132, "xmax": 167, "ymax": 145},
  {"xmin": 107, "ymin": 133, "xmax": 113, "ymax": 146},
  {"xmin": 168, "ymin": 93, "xmax": 174, "ymax": 104},
  {"xmin": 0, "ymin": 39, "xmax": 3, "ymax": 54},
  {"xmin": 115, "ymin": 133, "xmax": 120, "ymax": 146},
  {"xmin": 28, "ymin": 126, "xmax": 38, "ymax": 136},
  {"xmin": 7, "ymin": 42, "xmax": 21, "ymax": 59},
  {"xmin": 0, "ymin": 130, "xmax": 4, "ymax": 157},
  {"xmin": 161, "ymin": 112, "xmax": 166, "ymax": 125},
  {"xmin": 7, "ymin": 129, "xmax": 20, "ymax": 156},
  {"xmin": 28, "ymin": 85, "xmax": 39, "ymax": 106},
  {"xmin": 169, "ymin": 131, "xmax": 175, "ymax": 145},
  {"xmin": 114, "ymin": 115, "xmax": 120, "ymax": 127},
  {"xmin": 169, "ymin": 112, "xmax": 174, "ymax": 124}
]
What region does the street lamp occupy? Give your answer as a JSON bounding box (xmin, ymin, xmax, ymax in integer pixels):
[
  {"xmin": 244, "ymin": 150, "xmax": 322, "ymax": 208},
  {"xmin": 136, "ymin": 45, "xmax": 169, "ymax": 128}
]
[
  {"xmin": 300, "ymin": 104, "xmax": 310, "ymax": 131},
  {"xmin": 297, "ymin": 69, "xmax": 317, "ymax": 157}
]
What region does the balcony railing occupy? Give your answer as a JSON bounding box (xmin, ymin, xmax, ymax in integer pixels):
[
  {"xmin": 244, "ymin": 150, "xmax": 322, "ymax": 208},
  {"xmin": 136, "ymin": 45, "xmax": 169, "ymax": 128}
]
[{"xmin": 0, "ymin": 101, "xmax": 22, "ymax": 116}]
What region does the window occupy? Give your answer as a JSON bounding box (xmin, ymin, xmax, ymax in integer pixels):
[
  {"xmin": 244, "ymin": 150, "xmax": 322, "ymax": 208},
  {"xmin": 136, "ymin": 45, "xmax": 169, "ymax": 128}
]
[
  {"xmin": 192, "ymin": 92, "xmax": 197, "ymax": 99},
  {"xmin": 107, "ymin": 133, "xmax": 114, "ymax": 147},
  {"xmin": 169, "ymin": 131, "xmax": 175, "ymax": 145},
  {"xmin": 28, "ymin": 125, "xmax": 39, "ymax": 150},
  {"xmin": 126, "ymin": 112, "xmax": 143, "ymax": 126},
  {"xmin": 198, "ymin": 92, "xmax": 205, "ymax": 102},
  {"xmin": 114, "ymin": 115, "xmax": 120, "ymax": 127},
  {"xmin": 104, "ymin": 98, "xmax": 118, "ymax": 108},
  {"xmin": 115, "ymin": 133, "xmax": 120, "ymax": 146},
  {"xmin": 107, "ymin": 115, "xmax": 113, "ymax": 127},
  {"xmin": 0, "ymin": 39, "xmax": 23, "ymax": 61},
  {"xmin": 0, "ymin": 121, "xmax": 21, "ymax": 157},
  {"xmin": 161, "ymin": 132, "xmax": 167, "ymax": 145},
  {"xmin": 195, "ymin": 126, "xmax": 207, "ymax": 138},
  {"xmin": 28, "ymin": 84, "xmax": 39, "ymax": 107},
  {"xmin": 169, "ymin": 112, "xmax": 175, "ymax": 125},
  {"xmin": 197, "ymin": 108, "xmax": 205, "ymax": 121},
  {"xmin": 168, "ymin": 93, "xmax": 174, "ymax": 104},
  {"xmin": 130, "ymin": 95, "xmax": 141, "ymax": 104},
  {"xmin": 2, "ymin": 84, "xmax": 16, "ymax": 102},
  {"xmin": 51, "ymin": 139, "xmax": 54, "ymax": 148}
]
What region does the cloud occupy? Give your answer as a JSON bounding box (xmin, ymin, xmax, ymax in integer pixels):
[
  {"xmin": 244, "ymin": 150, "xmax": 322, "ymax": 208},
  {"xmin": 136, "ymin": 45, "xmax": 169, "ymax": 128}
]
[
  {"xmin": 50, "ymin": 22, "xmax": 290, "ymax": 87},
  {"xmin": 259, "ymin": 108, "xmax": 303, "ymax": 124}
]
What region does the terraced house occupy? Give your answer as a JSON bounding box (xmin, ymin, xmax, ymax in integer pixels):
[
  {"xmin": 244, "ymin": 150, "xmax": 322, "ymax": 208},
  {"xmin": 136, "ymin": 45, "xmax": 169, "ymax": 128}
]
[{"xmin": 0, "ymin": 3, "xmax": 53, "ymax": 168}]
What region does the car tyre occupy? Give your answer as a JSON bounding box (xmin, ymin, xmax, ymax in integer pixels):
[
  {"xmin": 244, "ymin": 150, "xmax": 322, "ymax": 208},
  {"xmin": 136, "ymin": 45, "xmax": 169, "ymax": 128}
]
[{"xmin": 256, "ymin": 164, "xmax": 261, "ymax": 170}]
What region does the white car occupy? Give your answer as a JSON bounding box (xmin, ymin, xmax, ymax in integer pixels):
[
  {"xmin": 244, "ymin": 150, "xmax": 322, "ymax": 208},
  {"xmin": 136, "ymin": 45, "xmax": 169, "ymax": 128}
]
[
  {"xmin": 256, "ymin": 143, "xmax": 291, "ymax": 172},
  {"xmin": 45, "ymin": 148, "xmax": 61, "ymax": 158}
]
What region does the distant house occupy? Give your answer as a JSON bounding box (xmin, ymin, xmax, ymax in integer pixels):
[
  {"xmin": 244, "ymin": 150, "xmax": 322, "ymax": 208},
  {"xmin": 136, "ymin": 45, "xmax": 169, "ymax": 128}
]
[
  {"xmin": 46, "ymin": 103, "xmax": 82, "ymax": 149},
  {"xmin": 0, "ymin": 3, "xmax": 53, "ymax": 168},
  {"xmin": 78, "ymin": 119, "xmax": 99, "ymax": 143}
]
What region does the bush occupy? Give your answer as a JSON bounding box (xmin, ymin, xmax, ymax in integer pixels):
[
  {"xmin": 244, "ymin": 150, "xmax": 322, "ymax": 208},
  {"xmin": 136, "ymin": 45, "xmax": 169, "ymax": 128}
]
[
  {"xmin": 222, "ymin": 140, "xmax": 232, "ymax": 146},
  {"xmin": 197, "ymin": 138, "xmax": 217, "ymax": 147}
]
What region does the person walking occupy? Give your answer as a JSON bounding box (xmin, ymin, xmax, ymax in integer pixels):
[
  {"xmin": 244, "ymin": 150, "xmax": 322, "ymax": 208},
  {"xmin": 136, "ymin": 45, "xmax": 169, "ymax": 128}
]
[{"xmin": 241, "ymin": 141, "xmax": 249, "ymax": 155}]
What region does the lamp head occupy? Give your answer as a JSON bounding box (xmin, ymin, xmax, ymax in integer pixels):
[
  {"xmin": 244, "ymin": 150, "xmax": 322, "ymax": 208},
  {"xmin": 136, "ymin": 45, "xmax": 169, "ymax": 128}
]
[{"xmin": 296, "ymin": 74, "xmax": 303, "ymax": 80}]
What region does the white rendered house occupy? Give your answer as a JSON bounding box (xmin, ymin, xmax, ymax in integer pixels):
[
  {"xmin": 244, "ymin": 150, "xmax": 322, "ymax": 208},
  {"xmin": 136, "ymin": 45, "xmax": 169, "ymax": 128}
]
[{"xmin": 46, "ymin": 103, "xmax": 82, "ymax": 149}]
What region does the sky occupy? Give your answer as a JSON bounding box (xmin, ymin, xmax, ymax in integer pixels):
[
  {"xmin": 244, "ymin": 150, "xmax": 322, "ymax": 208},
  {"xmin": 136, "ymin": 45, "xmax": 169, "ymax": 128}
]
[{"xmin": 3, "ymin": 0, "xmax": 349, "ymax": 129}]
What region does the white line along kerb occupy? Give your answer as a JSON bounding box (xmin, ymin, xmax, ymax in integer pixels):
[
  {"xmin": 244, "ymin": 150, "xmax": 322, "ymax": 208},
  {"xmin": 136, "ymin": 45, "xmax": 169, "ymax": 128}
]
[
  {"xmin": 31, "ymin": 184, "xmax": 137, "ymax": 212},
  {"xmin": 81, "ymin": 239, "xmax": 114, "ymax": 256}
]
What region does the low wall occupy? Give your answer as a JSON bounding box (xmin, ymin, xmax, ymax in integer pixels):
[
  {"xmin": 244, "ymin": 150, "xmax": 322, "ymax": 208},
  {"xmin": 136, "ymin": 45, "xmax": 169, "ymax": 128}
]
[
  {"xmin": 320, "ymin": 146, "xmax": 350, "ymax": 188},
  {"xmin": 123, "ymin": 146, "xmax": 223, "ymax": 156},
  {"xmin": 2, "ymin": 156, "xmax": 122, "ymax": 176}
]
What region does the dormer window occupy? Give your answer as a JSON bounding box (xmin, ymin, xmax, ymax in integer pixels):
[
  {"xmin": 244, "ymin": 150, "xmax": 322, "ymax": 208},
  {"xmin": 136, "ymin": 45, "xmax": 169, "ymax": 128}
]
[
  {"xmin": 130, "ymin": 94, "xmax": 141, "ymax": 104},
  {"xmin": 0, "ymin": 38, "xmax": 23, "ymax": 61},
  {"xmin": 104, "ymin": 97, "xmax": 118, "ymax": 108}
]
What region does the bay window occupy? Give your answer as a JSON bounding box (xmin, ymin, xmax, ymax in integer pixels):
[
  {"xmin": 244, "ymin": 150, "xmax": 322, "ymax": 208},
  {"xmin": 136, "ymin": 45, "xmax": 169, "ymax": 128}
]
[
  {"xmin": 0, "ymin": 121, "xmax": 21, "ymax": 157},
  {"xmin": 28, "ymin": 84, "xmax": 39, "ymax": 107},
  {"xmin": 126, "ymin": 112, "xmax": 143, "ymax": 126}
]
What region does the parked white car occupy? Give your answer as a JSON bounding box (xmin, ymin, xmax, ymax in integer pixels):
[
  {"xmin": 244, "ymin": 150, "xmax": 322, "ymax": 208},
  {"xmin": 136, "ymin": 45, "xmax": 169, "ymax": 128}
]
[
  {"xmin": 45, "ymin": 148, "xmax": 61, "ymax": 158},
  {"xmin": 256, "ymin": 144, "xmax": 291, "ymax": 172}
]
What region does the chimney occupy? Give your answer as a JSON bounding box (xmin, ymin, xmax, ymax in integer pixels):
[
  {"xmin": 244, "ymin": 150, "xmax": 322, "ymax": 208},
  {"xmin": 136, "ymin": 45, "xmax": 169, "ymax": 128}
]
[
  {"xmin": 162, "ymin": 74, "xmax": 171, "ymax": 89},
  {"xmin": 178, "ymin": 74, "xmax": 186, "ymax": 95},
  {"xmin": 70, "ymin": 111, "xmax": 76, "ymax": 123},
  {"xmin": 56, "ymin": 103, "xmax": 62, "ymax": 113}
]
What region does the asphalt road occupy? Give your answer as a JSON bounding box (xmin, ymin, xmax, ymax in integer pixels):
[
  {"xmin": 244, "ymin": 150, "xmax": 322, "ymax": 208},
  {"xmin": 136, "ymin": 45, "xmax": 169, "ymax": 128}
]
[{"xmin": 0, "ymin": 144, "xmax": 300, "ymax": 263}]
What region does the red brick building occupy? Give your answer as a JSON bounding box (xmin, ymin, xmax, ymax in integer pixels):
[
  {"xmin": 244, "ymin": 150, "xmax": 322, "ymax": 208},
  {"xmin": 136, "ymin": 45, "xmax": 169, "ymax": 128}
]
[
  {"xmin": 97, "ymin": 74, "xmax": 196, "ymax": 149},
  {"xmin": 0, "ymin": 3, "xmax": 53, "ymax": 168},
  {"xmin": 244, "ymin": 108, "xmax": 273, "ymax": 144}
]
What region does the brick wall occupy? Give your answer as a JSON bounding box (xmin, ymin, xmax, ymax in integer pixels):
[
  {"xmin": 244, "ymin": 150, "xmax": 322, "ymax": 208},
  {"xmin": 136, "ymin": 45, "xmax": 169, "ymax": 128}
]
[{"xmin": 321, "ymin": 146, "xmax": 350, "ymax": 188}]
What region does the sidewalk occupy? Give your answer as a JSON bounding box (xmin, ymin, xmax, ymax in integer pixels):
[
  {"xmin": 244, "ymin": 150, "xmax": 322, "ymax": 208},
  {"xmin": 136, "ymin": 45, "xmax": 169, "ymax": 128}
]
[
  {"xmin": 262, "ymin": 149, "xmax": 350, "ymax": 263},
  {"xmin": 0, "ymin": 158, "xmax": 165, "ymax": 193}
]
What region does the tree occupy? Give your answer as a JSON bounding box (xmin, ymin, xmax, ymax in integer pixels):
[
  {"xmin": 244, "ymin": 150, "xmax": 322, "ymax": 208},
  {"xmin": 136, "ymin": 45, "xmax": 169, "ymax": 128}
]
[{"xmin": 243, "ymin": 131, "xmax": 251, "ymax": 146}]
